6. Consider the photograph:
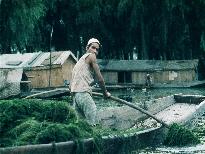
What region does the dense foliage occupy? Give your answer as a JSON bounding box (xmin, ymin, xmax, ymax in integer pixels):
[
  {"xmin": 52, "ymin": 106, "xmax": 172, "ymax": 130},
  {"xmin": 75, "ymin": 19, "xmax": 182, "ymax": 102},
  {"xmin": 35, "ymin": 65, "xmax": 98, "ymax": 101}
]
[
  {"xmin": 0, "ymin": 99, "xmax": 94, "ymax": 147},
  {"xmin": 0, "ymin": 0, "xmax": 205, "ymax": 60},
  {"xmin": 164, "ymin": 123, "xmax": 200, "ymax": 146},
  {"xmin": 0, "ymin": 98, "xmax": 147, "ymax": 153}
]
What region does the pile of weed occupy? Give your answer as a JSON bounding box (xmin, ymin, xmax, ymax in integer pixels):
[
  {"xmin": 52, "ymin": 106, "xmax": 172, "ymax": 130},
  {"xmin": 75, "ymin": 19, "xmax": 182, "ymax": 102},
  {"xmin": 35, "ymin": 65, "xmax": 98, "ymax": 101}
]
[
  {"xmin": 2, "ymin": 119, "xmax": 43, "ymax": 146},
  {"xmin": 1, "ymin": 98, "xmax": 145, "ymax": 153},
  {"xmin": 0, "ymin": 99, "xmax": 76, "ymax": 133},
  {"xmin": 92, "ymin": 125, "xmax": 145, "ymax": 154},
  {"xmin": 0, "ymin": 99, "xmax": 97, "ymax": 150},
  {"xmin": 164, "ymin": 123, "xmax": 200, "ymax": 146}
]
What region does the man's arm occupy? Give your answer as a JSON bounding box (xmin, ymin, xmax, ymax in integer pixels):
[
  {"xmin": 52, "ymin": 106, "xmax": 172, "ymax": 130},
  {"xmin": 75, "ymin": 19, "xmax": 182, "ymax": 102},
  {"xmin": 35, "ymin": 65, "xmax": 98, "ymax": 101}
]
[{"xmin": 87, "ymin": 54, "xmax": 110, "ymax": 97}]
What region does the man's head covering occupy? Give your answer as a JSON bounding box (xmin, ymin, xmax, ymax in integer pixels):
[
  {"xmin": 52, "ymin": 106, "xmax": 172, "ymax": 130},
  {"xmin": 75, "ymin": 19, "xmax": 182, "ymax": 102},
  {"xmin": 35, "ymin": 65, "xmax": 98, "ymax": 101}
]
[{"xmin": 87, "ymin": 38, "xmax": 100, "ymax": 46}]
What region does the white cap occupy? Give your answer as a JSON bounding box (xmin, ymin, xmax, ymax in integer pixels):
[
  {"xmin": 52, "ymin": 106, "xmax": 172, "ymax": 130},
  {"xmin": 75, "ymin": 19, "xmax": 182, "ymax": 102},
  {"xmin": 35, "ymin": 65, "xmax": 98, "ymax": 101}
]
[{"xmin": 87, "ymin": 38, "xmax": 100, "ymax": 46}]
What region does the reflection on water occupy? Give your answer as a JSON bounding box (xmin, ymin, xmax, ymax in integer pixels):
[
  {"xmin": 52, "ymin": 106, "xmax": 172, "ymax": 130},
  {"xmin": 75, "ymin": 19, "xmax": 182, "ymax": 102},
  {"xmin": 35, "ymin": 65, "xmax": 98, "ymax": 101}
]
[{"xmin": 94, "ymin": 87, "xmax": 205, "ymax": 154}]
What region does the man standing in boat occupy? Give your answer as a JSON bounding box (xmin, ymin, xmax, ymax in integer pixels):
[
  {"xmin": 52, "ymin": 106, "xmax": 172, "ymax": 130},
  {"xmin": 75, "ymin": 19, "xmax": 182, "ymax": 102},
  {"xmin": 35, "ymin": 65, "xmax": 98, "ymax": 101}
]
[{"xmin": 70, "ymin": 38, "xmax": 111, "ymax": 126}]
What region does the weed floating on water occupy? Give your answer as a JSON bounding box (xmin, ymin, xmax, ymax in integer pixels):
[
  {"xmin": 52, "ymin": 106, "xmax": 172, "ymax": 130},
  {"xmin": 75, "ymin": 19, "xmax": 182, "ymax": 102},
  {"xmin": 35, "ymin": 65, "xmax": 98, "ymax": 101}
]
[{"xmin": 164, "ymin": 123, "xmax": 200, "ymax": 146}]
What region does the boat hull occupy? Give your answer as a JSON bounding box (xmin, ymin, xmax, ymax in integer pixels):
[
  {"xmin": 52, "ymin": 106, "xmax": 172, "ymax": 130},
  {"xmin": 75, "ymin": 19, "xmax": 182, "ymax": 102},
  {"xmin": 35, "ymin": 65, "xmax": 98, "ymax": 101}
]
[{"xmin": 0, "ymin": 126, "xmax": 167, "ymax": 154}]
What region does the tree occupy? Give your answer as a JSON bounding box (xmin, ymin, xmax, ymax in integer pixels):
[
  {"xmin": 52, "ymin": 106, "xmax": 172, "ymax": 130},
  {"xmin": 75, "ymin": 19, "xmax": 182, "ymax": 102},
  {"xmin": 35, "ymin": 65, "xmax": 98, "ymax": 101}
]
[
  {"xmin": 0, "ymin": 0, "xmax": 46, "ymax": 53},
  {"xmin": 0, "ymin": 0, "xmax": 205, "ymax": 60}
]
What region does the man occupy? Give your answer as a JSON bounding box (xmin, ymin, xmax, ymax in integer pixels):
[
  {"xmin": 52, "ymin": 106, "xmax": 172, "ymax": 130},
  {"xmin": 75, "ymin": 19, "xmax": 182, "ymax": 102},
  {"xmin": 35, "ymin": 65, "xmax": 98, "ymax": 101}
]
[
  {"xmin": 70, "ymin": 38, "xmax": 111, "ymax": 125},
  {"xmin": 145, "ymin": 73, "xmax": 152, "ymax": 88}
]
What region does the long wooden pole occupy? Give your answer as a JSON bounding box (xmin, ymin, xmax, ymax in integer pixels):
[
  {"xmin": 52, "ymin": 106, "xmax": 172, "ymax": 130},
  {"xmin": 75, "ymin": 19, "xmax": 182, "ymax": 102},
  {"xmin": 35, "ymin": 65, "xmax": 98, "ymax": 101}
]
[
  {"xmin": 92, "ymin": 92, "xmax": 169, "ymax": 128},
  {"xmin": 24, "ymin": 89, "xmax": 169, "ymax": 128}
]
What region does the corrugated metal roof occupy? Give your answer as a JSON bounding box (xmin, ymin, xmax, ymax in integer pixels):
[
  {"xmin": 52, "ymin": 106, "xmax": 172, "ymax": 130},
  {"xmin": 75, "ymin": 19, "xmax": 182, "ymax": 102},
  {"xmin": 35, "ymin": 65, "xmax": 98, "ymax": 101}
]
[
  {"xmin": 0, "ymin": 51, "xmax": 77, "ymax": 68},
  {"xmin": 30, "ymin": 52, "xmax": 50, "ymax": 67},
  {"xmin": 42, "ymin": 52, "xmax": 61, "ymax": 65},
  {"xmin": 0, "ymin": 53, "xmax": 38, "ymax": 68},
  {"xmin": 98, "ymin": 59, "xmax": 199, "ymax": 71},
  {"xmin": 54, "ymin": 51, "xmax": 77, "ymax": 65}
]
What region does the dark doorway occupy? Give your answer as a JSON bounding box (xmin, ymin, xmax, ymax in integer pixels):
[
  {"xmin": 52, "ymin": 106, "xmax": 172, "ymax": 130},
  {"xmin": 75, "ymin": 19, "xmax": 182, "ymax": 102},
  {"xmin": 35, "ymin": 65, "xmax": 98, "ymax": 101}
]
[
  {"xmin": 118, "ymin": 71, "xmax": 132, "ymax": 83},
  {"xmin": 20, "ymin": 72, "xmax": 30, "ymax": 92},
  {"xmin": 198, "ymin": 59, "xmax": 205, "ymax": 80}
]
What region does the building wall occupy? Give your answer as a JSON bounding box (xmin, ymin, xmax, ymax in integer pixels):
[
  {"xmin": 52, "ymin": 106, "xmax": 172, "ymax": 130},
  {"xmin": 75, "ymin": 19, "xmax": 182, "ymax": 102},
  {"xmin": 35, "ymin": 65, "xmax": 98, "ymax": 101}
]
[
  {"xmin": 24, "ymin": 57, "xmax": 77, "ymax": 89},
  {"xmin": 101, "ymin": 72, "xmax": 118, "ymax": 84},
  {"xmin": 132, "ymin": 72, "xmax": 147, "ymax": 84},
  {"xmin": 102, "ymin": 69, "xmax": 196, "ymax": 85},
  {"xmin": 25, "ymin": 66, "xmax": 63, "ymax": 88},
  {"xmin": 62, "ymin": 57, "xmax": 76, "ymax": 86},
  {"xmin": 138, "ymin": 70, "xmax": 196, "ymax": 85},
  {"xmin": 152, "ymin": 70, "xmax": 196, "ymax": 84}
]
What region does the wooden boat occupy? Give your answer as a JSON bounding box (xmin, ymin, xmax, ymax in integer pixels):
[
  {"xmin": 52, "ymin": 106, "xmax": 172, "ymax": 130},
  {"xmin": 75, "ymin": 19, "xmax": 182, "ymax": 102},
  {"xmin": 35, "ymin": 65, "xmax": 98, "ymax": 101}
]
[
  {"xmin": 1, "ymin": 94, "xmax": 205, "ymax": 154},
  {"xmin": 98, "ymin": 94, "xmax": 205, "ymax": 130}
]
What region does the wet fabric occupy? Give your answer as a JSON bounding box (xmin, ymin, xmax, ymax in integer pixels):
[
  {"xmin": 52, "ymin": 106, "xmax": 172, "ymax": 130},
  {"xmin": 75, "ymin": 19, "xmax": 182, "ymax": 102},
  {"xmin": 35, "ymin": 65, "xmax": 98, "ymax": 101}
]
[{"xmin": 73, "ymin": 92, "xmax": 98, "ymax": 125}]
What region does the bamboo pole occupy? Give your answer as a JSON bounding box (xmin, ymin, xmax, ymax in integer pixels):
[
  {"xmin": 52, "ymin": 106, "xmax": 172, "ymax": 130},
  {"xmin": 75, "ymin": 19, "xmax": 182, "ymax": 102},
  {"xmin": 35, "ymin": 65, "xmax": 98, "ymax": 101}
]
[
  {"xmin": 24, "ymin": 89, "xmax": 169, "ymax": 128},
  {"xmin": 92, "ymin": 92, "xmax": 169, "ymax": 128}
]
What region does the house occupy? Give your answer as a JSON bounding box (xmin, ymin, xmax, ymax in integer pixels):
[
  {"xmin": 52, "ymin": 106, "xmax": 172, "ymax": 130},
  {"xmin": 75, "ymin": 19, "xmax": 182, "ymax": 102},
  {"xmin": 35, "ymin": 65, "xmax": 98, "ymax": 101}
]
[
  {"xmin": 98, "ymin": 59, "xmax": 199, "ymax": 87},
  {"xmin": 0, "ymin": 51, "xmax": 77, "ymax": 89}
]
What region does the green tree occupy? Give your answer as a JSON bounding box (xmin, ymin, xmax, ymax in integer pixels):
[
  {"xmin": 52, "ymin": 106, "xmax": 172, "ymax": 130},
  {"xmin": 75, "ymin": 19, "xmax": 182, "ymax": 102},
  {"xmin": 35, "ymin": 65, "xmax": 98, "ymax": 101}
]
[
  {"xmin": 0, "ymin": 0, "xmax": 46, "ymax": 53},
  {"xmin": 1, "ymin": 0, "xmax": 205, "ymax": 60}
]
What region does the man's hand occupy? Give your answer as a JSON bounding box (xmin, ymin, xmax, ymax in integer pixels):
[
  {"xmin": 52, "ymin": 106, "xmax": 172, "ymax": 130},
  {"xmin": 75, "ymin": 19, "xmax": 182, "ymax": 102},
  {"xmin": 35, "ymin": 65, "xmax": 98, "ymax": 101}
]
[{"xmin": 104, "ymin": 91, "xmax": 111, "ymax": 98}]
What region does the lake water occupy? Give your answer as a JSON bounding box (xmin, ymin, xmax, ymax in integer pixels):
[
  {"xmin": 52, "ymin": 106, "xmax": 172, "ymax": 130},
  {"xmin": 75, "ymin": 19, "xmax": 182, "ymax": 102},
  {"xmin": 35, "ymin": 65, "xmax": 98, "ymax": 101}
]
[
  {"xmin": 95, "ymin": 87, "xmax": 205, "ymax": 154},
  {"xmin": 95, "ymin": 87, "xmax": 205, "ymax": 108}
]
